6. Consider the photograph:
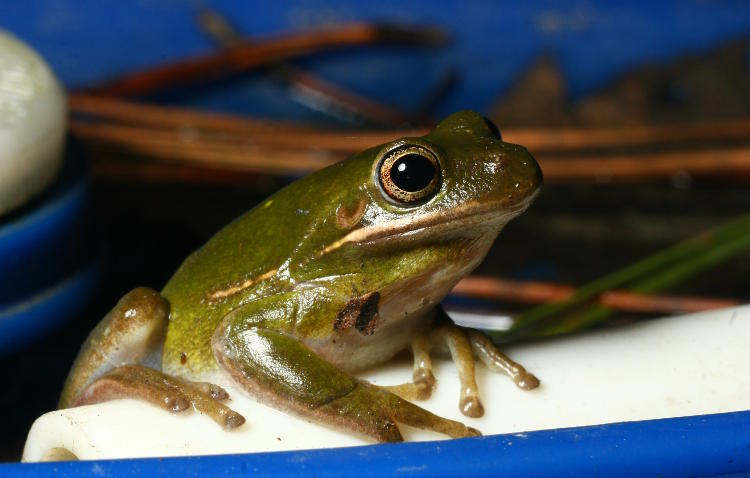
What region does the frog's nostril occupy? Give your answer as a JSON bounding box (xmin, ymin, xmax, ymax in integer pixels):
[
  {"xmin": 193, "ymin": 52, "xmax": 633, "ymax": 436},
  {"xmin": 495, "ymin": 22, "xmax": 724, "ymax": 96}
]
[
  {"xmin": 530, "ymin": 155, "xmax": 543, "ymax": 188},
  {"xmin": 482, "ymin": 116, "xmax": 502, "ymax": 140}
]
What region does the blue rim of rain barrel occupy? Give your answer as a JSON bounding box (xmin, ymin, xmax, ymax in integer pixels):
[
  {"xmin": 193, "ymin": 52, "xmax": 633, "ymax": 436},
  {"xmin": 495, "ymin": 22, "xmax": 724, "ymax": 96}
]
[
  {"xmin": 0, "ymin": 142, "xmax": 89, "ymax": 307},
  {"xmin": 3, "ymin": 409, "xmax": 750, "ymax": 477},
  {"xmin": 0, "ymin": 261, "xmax": 98, "ymax": 354},
  {"xmin": 0, "ymin": 141, "xmax": 98, "ymax": 353}
]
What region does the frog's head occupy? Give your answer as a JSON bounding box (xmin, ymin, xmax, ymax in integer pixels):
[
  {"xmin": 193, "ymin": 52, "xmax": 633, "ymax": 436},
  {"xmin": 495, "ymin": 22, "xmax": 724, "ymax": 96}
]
[
  {"xmin": 320, "ymin": 110, "xmax": 542, "ymax": 250},
  {"xmin": 371, "ymin": 110, "xmax": 542, "ymax": 229},
  {"xmin": 297, "ymin": 110, "xmax": 541, "ymax": 321}
]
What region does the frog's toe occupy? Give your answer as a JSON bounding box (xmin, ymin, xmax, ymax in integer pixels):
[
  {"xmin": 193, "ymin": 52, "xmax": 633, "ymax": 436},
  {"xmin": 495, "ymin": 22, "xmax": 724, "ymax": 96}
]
[
  {"xmin": 182, "ymin": 380, "xmax": 231, "ymax": 401},
  {"xmin": 173, "ymin": 378, "xmax": 246, "ymax": 430},
  {"xmin": 382, "ymin": 377, "xmax": 434, "ymax": 401},
  {"xmin": 369, "ymin": 416, "xmax": 404, "ymax": 443},
  {"xmin": 222, "ymin": 411, "xmax": 247, "ymax": 429},
  {"xmin": 515, "ymin": 371, "xmax": 540, "ymax": 390},
  {"xmin": 72, "ymin": 364, "xmax": 246, "ymax": 430},
  {"xmin": 459, "ymin": 395, "xmax": 484, "ymax": 418},
  {"xmin": 73, "ymin": 364, "xmax": 191, "ymax": 413},
  {"xmin": 467, "ymin": 329, "xmax": 540, "ymax": 392},
  {"xmin": 414, "ymin": 368, "xmax": 437, "ymax": 394},
  {"xmin": 209, "ymin": 385, "xmax": 230, "ymax": 401},
  {"xmin": 412, "ymin": 379, "xmax": 435, "ymax": 400}
]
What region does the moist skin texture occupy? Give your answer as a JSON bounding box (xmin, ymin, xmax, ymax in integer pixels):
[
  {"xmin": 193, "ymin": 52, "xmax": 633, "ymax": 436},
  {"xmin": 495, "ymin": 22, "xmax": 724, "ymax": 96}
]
[{"xmin": 59, "ymin": 111, "xmax": 543, "ymax": 442}]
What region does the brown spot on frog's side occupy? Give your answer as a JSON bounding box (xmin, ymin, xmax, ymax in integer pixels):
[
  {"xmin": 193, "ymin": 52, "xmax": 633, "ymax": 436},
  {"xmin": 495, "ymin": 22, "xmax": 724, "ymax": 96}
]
[
  {"xmin": 334, "ymin": 291, "xmax": 380, "ymax": 335},
  {"xmin": 336, "ymin": 199, "xmax": 367, "ymax": 230}
]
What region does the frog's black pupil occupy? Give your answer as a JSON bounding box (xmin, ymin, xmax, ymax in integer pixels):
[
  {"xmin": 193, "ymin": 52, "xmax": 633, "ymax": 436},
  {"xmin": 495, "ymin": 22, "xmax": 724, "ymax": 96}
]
[
  {"xmin": 482, "ymin": 116, "xmax": 502, "ymax": 140},
  {"xmin": 390, "ymin": 154, "xmax": 435, "ymax": 192}
]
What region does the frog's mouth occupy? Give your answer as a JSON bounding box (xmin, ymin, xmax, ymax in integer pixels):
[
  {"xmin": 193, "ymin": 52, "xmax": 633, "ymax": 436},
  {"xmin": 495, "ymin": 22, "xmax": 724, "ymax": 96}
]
[{"xmin": 318, "ymin": 191, "xmax": 539, "ymax": 256}]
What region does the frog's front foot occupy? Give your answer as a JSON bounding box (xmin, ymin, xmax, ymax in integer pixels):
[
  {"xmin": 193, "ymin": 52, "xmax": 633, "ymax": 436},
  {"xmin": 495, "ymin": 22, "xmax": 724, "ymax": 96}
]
[
  {"xmin": 73, "ymin": 364, "xmax": 246, "ymax": 430},
  {"xmin": 390, "ymin": 308, "xmax": 540, "ymax": 418},
  {"xmin": 466, "ymin": 329, "xmax": 540, "ymax": 391}
]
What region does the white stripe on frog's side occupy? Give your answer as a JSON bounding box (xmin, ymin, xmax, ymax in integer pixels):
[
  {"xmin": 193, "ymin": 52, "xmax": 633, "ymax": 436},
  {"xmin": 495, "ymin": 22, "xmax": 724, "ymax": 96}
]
[{"xmin": 207, "ymin": 268, "xmax": 278, "ymax": 300}]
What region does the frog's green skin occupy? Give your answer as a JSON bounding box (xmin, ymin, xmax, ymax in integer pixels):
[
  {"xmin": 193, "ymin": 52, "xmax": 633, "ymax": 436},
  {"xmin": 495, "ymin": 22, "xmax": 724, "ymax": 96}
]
[{"xmin": 60, "ymin": 111, "xmax": 542, "ymax": 442}]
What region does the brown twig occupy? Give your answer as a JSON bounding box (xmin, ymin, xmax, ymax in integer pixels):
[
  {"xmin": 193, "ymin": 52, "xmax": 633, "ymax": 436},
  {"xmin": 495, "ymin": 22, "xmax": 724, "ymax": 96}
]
[
  {"xmin": 278, "ymin": 66, "xmax": 418, "ymax": 127},
  {"xmin": 540, "ymin": 147, "xmax": 750, "ymax": 181},
  {"xmin": 67, "ymin": 115, "xmax": 411, "ymax": 155},
  {"xmin": 68, "ymin": 94, "xmax": 750, "ymax": 182},
  {"xmin": 451, "ymin": 276, "xmax": 739, "ymax": 315},
  {"xmin": 69, "ymin": 120, "xmax": 338, "ymax": 174},
  {"xmin": 69, "ymin": 95, "xmax": 750, "ymax": 153},
  {"xmin": 71, "ymin": 117, "xmax": 750, "ymax": 182},
  {"xmin": 196, "ymin": 9, "xmax": 421, "ymax": 128},
  {"xmin": 89, "ymin": 158, "xmax": 264, "ymax": 184},
  {"xmin": 79, "ymin": 23, "xmax": 447, "ymax": 97},
  {"xmin": 68, "ymin": 94, "xmax": 308, "ymax": 133},
  {"xmin": 508, "ymin": 119, "xmax": 750, "ymax": 152}
]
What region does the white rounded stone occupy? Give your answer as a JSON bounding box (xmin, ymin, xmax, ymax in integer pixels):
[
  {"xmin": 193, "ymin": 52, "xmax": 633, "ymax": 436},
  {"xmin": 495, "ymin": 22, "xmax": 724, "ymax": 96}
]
[{"xmin": 0, "ymin": 30, "xmax": 66, "ymax": 216}]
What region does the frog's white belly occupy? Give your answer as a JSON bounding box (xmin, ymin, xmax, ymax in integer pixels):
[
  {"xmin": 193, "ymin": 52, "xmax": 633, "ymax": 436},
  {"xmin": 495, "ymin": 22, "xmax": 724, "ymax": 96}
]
[{"xmin": 306, "ymin": 230, "xmax": 496, "ymax": 372}]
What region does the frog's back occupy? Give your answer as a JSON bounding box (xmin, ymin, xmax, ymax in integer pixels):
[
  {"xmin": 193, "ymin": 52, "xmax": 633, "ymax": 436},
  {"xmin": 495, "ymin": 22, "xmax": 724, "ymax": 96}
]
[{"xmin": 159, "ymin": 160, "xmax": 363, "ymax": 377}]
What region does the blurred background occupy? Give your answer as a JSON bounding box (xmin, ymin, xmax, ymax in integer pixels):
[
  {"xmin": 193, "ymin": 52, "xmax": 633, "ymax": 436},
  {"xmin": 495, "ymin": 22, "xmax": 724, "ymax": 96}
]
[{"xmin": 0, "ymin": 1, "xmax": 749, "ymax": 461}]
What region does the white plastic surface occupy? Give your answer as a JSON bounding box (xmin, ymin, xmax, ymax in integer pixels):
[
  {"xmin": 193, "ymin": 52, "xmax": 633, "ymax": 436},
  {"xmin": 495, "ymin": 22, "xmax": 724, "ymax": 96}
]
[
  {"xmin": 0, "ymin": 30, "xmax": 66, "ymax": 216},
  {"xmin": 23, "ymin": 305, "xmax": 750, "ymax": 462}
]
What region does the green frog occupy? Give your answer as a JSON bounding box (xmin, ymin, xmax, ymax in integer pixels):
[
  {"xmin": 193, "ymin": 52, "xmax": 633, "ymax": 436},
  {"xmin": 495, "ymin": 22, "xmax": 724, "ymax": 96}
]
[{"xmin": 59, "ymin": 111, "xmax": 542, "ymax": 442}]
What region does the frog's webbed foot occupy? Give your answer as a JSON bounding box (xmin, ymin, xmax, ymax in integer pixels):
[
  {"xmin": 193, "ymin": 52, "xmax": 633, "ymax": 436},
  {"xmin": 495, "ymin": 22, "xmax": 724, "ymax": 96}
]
[
  {"xmin": 59, "ymin": 287, "xmax": 245, "ymax": 430},
  {"xmin": 213, "ymin": 324, "xmax": 479, "ymax": 442},
  {"xmin": 389, "ymin": 308, "xmax": 539, "ymax": 418},
  {"xmin": 466, "ymin": 329, "xmax": 540, "ymax": 391},
  {"xmin": 74, "ymin": 364, "xmax": 246, "ymax": 430}
]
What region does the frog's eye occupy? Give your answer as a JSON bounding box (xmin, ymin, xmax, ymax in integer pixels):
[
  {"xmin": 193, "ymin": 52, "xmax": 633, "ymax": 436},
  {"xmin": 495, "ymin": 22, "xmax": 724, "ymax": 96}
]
[{"xmin": 378, "ymin": 145, "xmax": 441, "ymax": 205}]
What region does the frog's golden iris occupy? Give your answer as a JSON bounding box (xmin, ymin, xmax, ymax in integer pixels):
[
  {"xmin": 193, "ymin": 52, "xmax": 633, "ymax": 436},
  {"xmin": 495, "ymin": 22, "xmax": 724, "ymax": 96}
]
[{"xmin": 377, "ymin": 143, "xmax": 441, "ymax": 205}]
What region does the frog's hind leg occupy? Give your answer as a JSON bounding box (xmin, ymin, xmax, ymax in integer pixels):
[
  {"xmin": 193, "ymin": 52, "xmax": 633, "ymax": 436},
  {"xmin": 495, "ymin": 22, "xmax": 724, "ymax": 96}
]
[
  {"xmin": 213, "ymin": 324, "xmax": 479, "ymax": 442},
  {"xmin": 75, "ymin": 364, "xmax": 245, "ymax": 429},
  {"xmin": 58, "ymin": 287, "xmax": 169, "ymax": 409},
  {"xmin": 59, "ymin": 287, "xmax": 245, "ymax": 429},
  {"xmin": 320, "ymin": 381, "xmax": 481, "ymax": 442}
]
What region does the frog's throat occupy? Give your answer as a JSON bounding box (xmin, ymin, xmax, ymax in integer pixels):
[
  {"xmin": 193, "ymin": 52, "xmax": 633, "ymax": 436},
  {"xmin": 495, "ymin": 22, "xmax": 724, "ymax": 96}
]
[{"xmin": 316, "ymin": 197, "xmax": 534, "ymax": 258}]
